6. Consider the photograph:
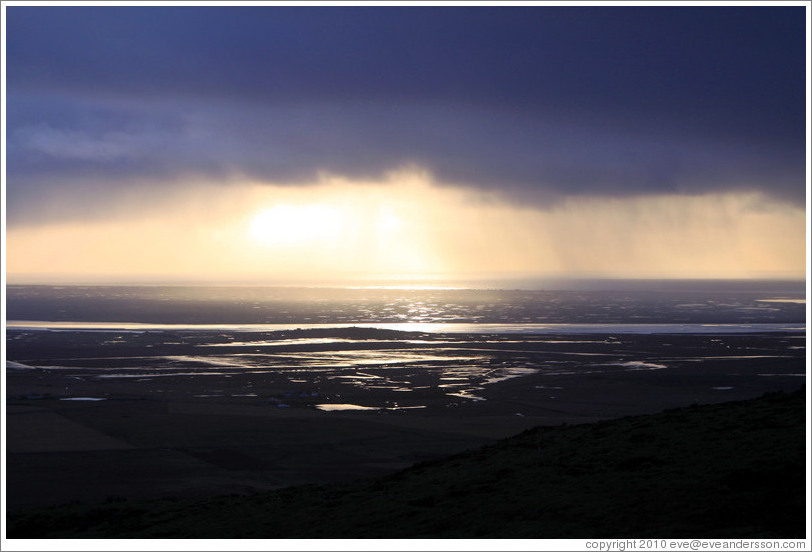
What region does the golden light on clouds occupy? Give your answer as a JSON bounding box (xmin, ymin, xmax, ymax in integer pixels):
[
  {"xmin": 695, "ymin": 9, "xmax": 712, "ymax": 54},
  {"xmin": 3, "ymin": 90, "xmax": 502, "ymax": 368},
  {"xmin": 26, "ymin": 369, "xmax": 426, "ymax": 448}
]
[{"xmin": 5, "ymin": 170, "xmax": 805, "ymax": 284}]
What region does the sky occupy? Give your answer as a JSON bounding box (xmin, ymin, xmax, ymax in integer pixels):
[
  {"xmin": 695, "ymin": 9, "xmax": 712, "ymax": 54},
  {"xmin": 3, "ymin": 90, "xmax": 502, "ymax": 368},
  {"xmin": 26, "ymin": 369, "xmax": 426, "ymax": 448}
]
[{"xmin": 3, "ymin": 3, "xmax": 809, "ymax": 285}]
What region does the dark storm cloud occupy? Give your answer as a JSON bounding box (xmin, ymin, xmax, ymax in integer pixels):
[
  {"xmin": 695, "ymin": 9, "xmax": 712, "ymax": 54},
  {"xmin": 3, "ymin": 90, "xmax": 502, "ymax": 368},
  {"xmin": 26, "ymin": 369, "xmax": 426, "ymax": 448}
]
[{"xmin": 4, "ymin": 5, "xmax": 807, "ymax": 225}]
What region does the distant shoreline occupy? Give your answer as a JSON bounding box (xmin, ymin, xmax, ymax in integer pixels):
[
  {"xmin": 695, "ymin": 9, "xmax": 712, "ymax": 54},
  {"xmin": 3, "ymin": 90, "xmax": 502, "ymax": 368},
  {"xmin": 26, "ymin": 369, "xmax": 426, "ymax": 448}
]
[
  {"xmin": 5, "ymin": 321, "xmax": 807, "ymax": 334},
  {"xmin": 4, "ymin": 278, "xmax": 808, "ymax": 292}
]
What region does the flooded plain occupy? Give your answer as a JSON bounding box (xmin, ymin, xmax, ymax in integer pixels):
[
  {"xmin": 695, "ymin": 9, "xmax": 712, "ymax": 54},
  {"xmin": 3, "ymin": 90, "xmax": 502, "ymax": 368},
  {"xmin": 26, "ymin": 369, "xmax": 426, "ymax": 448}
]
[
  {"xmin": 4, "ymin": 283, "xmax": 806, "ymax": 511},
  {"xmin": 6, "ymin": 325, "xmax": 805, "ymax": 415}
]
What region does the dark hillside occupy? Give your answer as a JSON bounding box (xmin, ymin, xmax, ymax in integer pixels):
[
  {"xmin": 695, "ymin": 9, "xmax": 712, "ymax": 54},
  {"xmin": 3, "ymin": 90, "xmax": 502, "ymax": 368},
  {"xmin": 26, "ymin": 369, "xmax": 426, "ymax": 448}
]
[{"xmin": 8, "ymin": 389, "xmax": 806, "ymax": 538}]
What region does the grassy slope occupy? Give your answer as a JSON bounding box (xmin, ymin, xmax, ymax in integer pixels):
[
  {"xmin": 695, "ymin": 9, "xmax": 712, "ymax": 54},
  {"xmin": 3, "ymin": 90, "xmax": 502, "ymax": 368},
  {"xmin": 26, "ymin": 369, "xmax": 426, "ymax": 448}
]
[{"xmin": 7, "ymin": 389, "xmax": 807, "ymax": 539}]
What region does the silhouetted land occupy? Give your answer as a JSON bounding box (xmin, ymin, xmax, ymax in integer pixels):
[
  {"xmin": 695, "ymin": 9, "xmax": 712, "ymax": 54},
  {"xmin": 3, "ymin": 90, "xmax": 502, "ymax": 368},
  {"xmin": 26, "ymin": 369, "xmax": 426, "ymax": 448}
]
[
  {"xmin": 7, "ymin": 389, "xmax": 806, "ymax": 538},
  {"xmin": 6, "ymin": 284, "xmax": 806, "ymax": 539}
]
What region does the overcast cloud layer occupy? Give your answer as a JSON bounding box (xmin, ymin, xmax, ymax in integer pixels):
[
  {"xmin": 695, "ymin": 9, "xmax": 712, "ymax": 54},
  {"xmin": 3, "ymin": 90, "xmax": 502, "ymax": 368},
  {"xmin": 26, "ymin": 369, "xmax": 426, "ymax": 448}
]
[{"xmin": 5, "ymin": 6, "xmax": 807, "ymax": 226}]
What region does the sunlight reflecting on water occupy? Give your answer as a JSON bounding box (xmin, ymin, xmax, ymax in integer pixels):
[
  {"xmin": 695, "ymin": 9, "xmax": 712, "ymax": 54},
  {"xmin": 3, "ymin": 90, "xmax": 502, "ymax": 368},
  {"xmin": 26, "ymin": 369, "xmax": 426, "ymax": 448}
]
[
  {"xmin": 315, "ymin": 404, "xmax": 379, "ymax": 411},
  {"xmin": 7, "ymin": 319, "xmax": 804, "ymax": 414}
]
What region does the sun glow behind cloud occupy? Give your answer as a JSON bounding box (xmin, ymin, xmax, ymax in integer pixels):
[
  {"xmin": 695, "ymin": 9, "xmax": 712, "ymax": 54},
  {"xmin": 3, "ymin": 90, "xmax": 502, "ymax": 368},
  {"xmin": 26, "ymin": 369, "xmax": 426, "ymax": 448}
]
[
  {"xmin": 249, "ymin": 204, "xmax": 347, "ymax": 247},
  {"xmin": 5, "ymin": 170, "xmax": 805, "ymax": 285}
]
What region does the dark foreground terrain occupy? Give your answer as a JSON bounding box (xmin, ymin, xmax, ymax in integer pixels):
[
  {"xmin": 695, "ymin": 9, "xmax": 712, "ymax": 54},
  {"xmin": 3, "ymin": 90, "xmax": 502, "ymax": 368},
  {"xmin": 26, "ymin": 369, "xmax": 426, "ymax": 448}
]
[
  {"xmin": 7, "ymin": 388, "xmax": 806, "ymax": 539},
  {"xmin": 6, "ymin": 328, "xmax": 805, "ymax": 514}
]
